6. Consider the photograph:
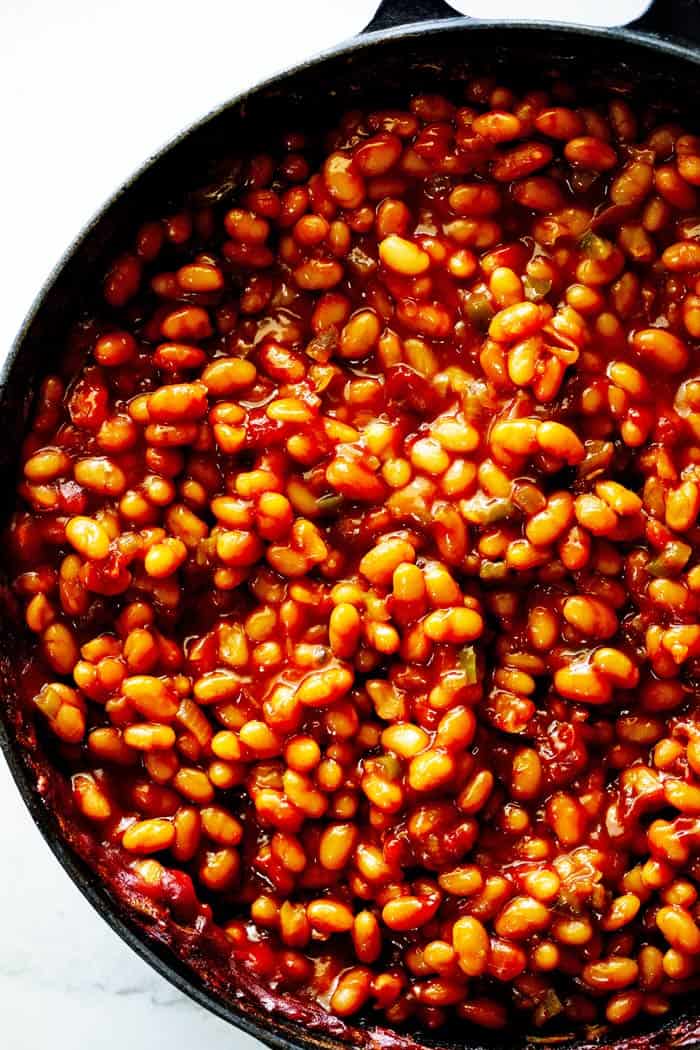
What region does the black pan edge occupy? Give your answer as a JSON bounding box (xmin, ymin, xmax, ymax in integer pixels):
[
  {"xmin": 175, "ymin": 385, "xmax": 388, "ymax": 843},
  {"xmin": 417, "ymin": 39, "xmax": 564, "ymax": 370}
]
[{"xmin": 3, "ymin": 16, "xmax": 700, "ymax": 1050}]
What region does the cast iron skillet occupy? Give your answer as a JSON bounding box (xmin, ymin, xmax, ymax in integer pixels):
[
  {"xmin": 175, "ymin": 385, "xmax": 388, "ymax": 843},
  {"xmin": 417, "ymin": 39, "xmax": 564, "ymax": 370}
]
[{"xmin": 3, "ymin": 2, "xmax": 700, "ymax": 1048}]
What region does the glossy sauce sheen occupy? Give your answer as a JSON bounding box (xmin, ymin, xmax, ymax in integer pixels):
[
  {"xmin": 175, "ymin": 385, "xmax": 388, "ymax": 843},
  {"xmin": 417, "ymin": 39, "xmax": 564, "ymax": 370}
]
[{"xmin": 9, "ymin": 81, "xmax": 700, "ymax": 1038}]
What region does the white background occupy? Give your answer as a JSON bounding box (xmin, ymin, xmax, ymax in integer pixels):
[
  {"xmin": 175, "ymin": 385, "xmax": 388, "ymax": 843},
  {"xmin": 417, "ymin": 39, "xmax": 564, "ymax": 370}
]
[{"xmin": 1, "ymin": 0, "xmax": 655, "ymax": 1047}]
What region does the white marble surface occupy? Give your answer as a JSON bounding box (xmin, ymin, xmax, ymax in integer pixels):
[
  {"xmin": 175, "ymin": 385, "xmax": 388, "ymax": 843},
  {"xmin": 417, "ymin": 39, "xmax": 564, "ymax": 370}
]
[{"xmin": 1, "ymin": 0, "xmax": 654, "ymax": 1045}]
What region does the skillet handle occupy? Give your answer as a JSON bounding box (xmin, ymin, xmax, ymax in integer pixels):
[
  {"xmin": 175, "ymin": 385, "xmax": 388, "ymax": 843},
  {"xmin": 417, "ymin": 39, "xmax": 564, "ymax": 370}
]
[
  {"xmin": 630, "ymin": 0, "xmax": 700, "ymax": 41},
  {"xmin": 363, "ymin": 0, "xmax": 698, "ymax": 35},
  {"xmin": 363, "ymin": 0, "xmax": 464, "ymax": 33}
]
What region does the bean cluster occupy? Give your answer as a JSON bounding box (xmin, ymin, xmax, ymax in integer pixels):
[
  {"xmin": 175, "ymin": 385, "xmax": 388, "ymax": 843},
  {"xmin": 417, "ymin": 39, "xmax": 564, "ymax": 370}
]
[{"xmin": 10, "ymin": 78, "xmax": 700, "ymax": 1037}]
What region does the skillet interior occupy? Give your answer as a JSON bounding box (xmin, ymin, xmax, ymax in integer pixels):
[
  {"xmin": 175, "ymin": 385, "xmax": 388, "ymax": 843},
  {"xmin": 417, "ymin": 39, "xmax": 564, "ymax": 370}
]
[{"xmin": 3, "ymin": 19, "xmax": 700, "ymax": 1050}]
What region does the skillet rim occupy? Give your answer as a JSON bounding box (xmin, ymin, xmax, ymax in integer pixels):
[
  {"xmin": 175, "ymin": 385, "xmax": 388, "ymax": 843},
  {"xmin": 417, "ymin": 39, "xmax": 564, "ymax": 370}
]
[{"xmin": 3, "ymin": 16, "xmax": 700, "ymax": 1050}]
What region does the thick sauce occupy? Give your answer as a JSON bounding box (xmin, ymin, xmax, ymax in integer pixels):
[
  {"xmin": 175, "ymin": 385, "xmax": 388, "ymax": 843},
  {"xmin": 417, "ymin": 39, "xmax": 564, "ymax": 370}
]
[{"xmin": 7, "ymin": 79, "xmax": 700, "ymax": 1041}]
